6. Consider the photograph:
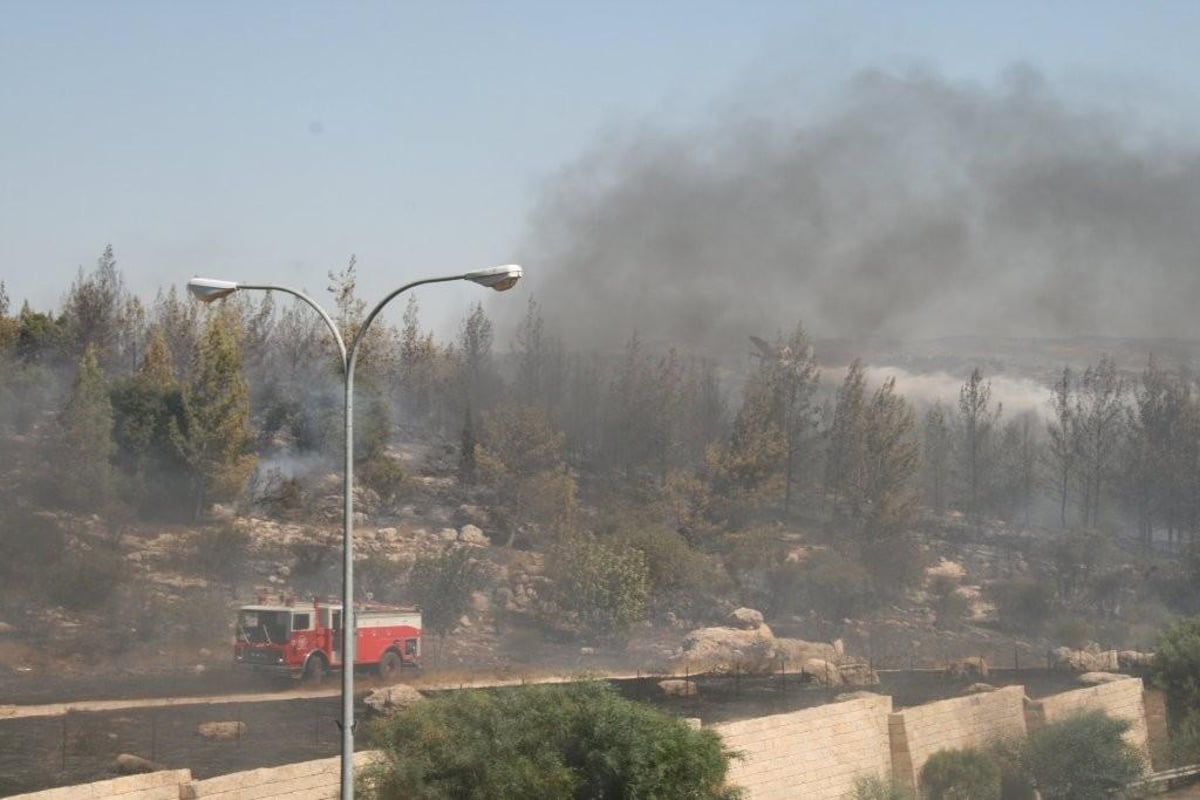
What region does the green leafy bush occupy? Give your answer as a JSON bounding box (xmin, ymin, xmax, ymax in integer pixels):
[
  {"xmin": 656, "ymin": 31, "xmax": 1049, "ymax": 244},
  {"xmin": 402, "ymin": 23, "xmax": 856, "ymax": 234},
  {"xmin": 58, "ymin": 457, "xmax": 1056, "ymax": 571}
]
[
  {"xmin": 1022, "ymin": 710, "xmax": 1144, "ymax": 799},
  {"xmin": 1152, "ymin": 614, "xmax": 1200, "ymax": 725},
  {"xmin": 364, "ymin": 681, "xmax": 740, "ymax": 800},
  {"xmin": 844, "ymin": 774, "xmax": 912, "ymax": 800},
  {"xmin": 358, "ymin": 453, "xmax": 408, "ymax": 506},
  {"xmin": 919, "ymin": 747, "xmax": 1000, "ymax": 800},
  {"xmin": 547, "ymin": 533, "xmax": 648, "ymax": 639}
]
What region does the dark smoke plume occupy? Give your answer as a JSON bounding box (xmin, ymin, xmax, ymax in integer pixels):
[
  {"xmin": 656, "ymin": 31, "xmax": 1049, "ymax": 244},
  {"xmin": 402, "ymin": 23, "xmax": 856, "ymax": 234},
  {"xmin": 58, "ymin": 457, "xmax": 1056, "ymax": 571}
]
[{"xmin": 517, "ymin": 66, "xmax": 1200, "ymax": 354}]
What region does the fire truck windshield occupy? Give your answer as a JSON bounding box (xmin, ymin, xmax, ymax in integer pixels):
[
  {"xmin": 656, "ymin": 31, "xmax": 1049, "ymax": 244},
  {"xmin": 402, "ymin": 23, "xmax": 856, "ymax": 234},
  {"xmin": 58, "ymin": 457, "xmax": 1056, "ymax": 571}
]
[{"xmin": 237, "ymin": 610, "xmax": 290, "ymax": 644}]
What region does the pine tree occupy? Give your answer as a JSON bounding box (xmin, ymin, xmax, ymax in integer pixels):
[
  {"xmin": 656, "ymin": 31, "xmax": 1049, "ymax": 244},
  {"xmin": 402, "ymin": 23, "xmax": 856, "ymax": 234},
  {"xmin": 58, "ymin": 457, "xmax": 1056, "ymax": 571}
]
[
  {"xmin": 826, "ymin": 359, "xmax": 867, "ymax": 517},
  {"xmin": 1046, "ymin": 367, "xmax": 1076, "ymax": 528},
  {"xmin": 1073, "ymin": 356, "xmax": 1125, "ymax": 528},
  {"xmin": 922, "ymin": 401, "xmax": 952, "ymax": 513},
  {"xmin": 57, "ymin": 344, "xmax": 115, "ymax": 509},
  {"xmin": 859, "ymin": 376, "xmax": 920, "ymax": 543},
  {"xmin": 957, "ymin": 367, "xmax": 1001, "ymax": 518},
  {"xmin": 173, "ymin": 305, "xmax": 256, "ymax": 517}
]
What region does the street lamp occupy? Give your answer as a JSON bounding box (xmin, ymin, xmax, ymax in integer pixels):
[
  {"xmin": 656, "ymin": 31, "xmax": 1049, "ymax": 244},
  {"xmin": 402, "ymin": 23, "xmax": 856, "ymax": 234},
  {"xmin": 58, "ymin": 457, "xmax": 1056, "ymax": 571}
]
[{"xmin": 187, "ymin": 264, "xmax": 522, "ymax": 799}]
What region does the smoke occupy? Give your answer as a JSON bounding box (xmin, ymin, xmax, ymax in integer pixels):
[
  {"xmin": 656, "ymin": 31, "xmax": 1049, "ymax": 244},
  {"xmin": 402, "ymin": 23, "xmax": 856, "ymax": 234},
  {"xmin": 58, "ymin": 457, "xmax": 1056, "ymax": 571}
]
[
  {"xmin": 518, "ymin": 65, "xmax": 1200, "ymax": 355},
  {"xmin": 857, "ymin": 365, "xmax": 1050, "ymax": 420}
]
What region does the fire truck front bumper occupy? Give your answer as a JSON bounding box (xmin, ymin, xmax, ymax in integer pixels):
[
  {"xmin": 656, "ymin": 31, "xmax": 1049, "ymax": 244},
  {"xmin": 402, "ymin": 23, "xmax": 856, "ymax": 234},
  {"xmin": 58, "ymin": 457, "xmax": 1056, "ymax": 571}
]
[{"xmin": 237, "ymin": 663, "xmax": 298, "ymax": 677}]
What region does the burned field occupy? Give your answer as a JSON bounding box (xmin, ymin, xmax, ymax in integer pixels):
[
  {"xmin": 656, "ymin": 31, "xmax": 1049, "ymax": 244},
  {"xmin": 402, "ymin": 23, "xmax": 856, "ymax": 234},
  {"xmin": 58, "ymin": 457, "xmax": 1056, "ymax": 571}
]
[{"xmin": 0, "ymin": 667, "xmax": 1087, "ymax": 796}]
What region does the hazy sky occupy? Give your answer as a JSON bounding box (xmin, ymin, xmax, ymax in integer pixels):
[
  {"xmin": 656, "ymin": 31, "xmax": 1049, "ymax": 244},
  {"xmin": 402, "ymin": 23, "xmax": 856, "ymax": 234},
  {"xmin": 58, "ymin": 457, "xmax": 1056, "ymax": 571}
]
[{"xmin": 3, "ymin": 1, "xmax": 1198, "ymax": 336}]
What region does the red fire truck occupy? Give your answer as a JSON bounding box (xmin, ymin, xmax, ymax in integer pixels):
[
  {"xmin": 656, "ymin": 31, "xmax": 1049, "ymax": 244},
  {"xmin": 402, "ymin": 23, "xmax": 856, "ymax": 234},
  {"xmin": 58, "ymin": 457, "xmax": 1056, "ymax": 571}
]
[{"xmin": 234, "ymin": 594, "xmax": 421, "ymax": 682}]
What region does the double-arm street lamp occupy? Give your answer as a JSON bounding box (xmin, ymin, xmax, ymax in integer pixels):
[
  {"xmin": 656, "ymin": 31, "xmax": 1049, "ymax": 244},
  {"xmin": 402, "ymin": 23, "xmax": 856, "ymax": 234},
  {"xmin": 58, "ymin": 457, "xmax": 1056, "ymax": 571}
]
[{"xmin": 188, "ymin": 264, "xmax": 523, "ymax": 798}]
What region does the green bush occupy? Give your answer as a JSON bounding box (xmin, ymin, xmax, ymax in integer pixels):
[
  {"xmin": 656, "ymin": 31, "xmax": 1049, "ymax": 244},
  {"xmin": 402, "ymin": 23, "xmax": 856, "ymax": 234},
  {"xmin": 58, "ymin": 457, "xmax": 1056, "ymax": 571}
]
[
  {"xmin": 409, "ymin": 547, "xmax": 485, "ymax": 643},
  {"xmin": 845, "ymin": 774, "xmax": 912, "ymax": 800},
  {"xmin": 1022, "ymin": 710, "xmax": 1144, "ymax": 799},
  {"xmin": 358, "ymin": 453, "xmax": 408, "ymax": 506},
  {"xmin": 614, "ymin": 523, "xmax": 728, "ymax": 621},
  {"xmin": 547, "ymin": 533, "xmax": 649, "ymax": 639},
  {"xmin": 1152, "ymin": 614, "xmax": 1200, "ymax": 725},
  {"xmin": 919, "ymin": 747, "xmax": 1000, "ymax": 800},
  {"xmin": 364, "ymin": 681, "xmax": 741, "ymax": 800}
]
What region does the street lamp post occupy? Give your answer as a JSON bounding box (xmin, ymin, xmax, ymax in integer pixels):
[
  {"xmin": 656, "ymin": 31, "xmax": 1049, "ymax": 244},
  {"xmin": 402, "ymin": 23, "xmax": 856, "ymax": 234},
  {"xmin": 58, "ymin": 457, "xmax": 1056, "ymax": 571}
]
[{"xmin": 188, "ymin": 264, "xmax": 523, "ymax": 799}]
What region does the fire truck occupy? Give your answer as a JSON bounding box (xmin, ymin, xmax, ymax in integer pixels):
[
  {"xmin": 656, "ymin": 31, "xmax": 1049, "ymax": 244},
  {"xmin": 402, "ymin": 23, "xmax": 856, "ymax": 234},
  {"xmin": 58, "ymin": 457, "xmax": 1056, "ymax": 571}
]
[{"xmin": 234, "ymin": 594, "xmax": 421, "ymax": 682}]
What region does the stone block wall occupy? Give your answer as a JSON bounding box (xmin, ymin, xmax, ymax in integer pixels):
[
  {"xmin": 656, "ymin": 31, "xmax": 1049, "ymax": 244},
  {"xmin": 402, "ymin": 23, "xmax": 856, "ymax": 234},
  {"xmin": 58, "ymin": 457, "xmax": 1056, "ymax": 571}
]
[
  {"xmin": 1029, "ymin": 677, "xmax": 1149, "ymax": 754},
  {"xmin": 7, "ymin": 769, "xmax": 193, "ymax": 800},
  {"xmin": 182, "ymin": 751, "xmax": 379, "ymax": 799},
  {"xmin": 713, "ymin": 694, "xmax": 894, "ymax": 800},
  {"xmin": 888, "ymin": 685, "xmax": 1028, "ymax": 793}
]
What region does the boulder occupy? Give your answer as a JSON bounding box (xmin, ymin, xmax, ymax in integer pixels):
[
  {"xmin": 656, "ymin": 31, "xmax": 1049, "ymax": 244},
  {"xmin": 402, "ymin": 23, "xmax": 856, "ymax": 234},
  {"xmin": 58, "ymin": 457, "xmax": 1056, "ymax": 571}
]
[
  {"xmin": 658, "ymin": 679, "xmax": 699, "ymax": 697},
  {"xmin": 1052, "ymin": 644, "xmax": 1119, "ymax": 672},
  {"xmin": 675, "ymin": 626, "xmax": 776, "ymax": 672},
  {"xmin": 835, "ymin": 690, "xmax": 882, "ymax": 703},
  {"xmin": 965, "ymin": 683, "xmax": 997, "ymax": 694},
  {"xmin": 364, "ymin": 685, "xmax": 425, "ymax": 715},
  {"xmin": 802, "ymin": 658, "xmax": 843, "ymax": 686},
  {"xmin": 113, "ymin": 753, "xmax": 166, "ymax": 775},
  {"xmin": 197, "ymin": 721, "xmax": 246, "ymax": 740},
  {"xmin": 837, "ymin": 661, "xmax": 880, "ymax": 686},
  {"xmin": 727, "ymin": 607, "xmax": 765, "ymax": 630},
  {"xmin": 459, "ymin": 524, "xmax": 489, "ymax": 546},
  {"xmin": 1118, "ymin": 650, "xmax": 1154, "ymax": 669},
  {"xmin": 773, "ymin": 637, "xmax": 837, "ymax": 664},
  {"xmin": 947, "ymin": 656, "xmax": 990, "ymax": 680}
]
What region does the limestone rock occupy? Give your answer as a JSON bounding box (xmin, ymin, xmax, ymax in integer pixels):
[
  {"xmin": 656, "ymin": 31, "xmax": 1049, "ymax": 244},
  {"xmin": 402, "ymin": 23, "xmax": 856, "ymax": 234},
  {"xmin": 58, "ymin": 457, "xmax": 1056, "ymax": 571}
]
[
  {"xmin": 459, "ymin": 524, "xmax": 489, "ymax": 546},
  {"xmin": 1118, "ymin": 650, "xmax": 1154, "ymax": 669},
  {"xmin": 947, "ymin": 656, "xmax": 990, "ymax": 680},
  {"xmin": 773, "ymin": 637, "xmax": 838, "ymax": 664},
  {"xmin": 364, "ymin": 685, "xmax": 425, "ymax": 715},
  {"xmin": 837, "ymin": 661, "xmax": 880, "ymax": 686},
  {"xmin": 965, "ymin": 683, "xmax": 996, "ymax": 694},
  {"xmin": 727, "ymin": 607, "xmax": 765, "ymax": 630},
  {"xmin": 1052, "ymin": 644, "xmax": 1119, "ymax": 672},
  {"xmin": 113, "ymin": 753, "xmax": 165, "ymax": 775},
  {"xmin": 802, "ymin": 658, "xmax": 843, "ymax": 686},
  {"xmin": 197, "ymin": 721, "xmax": 246, "ymax": 740}
]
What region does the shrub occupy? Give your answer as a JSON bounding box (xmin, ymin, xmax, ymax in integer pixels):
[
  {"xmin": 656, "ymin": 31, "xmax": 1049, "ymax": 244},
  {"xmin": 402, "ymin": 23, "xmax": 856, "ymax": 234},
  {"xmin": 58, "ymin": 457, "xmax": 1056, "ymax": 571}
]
[
  {"xmin": 364, "ymin": 681, "xmax": 741, "ymax": 800},
  {"xmin": 614, "ymin": 522, "xmax": 729, "ymax": 621},
  {"xmin": 1046, "ymin": 615, "xmax": 1094, "ymax": 650},
  {"xmin": 1022, "ymin": 710, "xmax": 1144, "ymax": 799},
  {"xmin": 1152, "ymin": 614, "xmax": 1200, "ymax": 725},
  {"xmin": 845, "ymin": 774, "xmax": 912, "ymax": 800},
  {"xmin": 193, "ymin": 523, "xmax": 251, "ymax": 591},
  {"xmin": 794, "ymin": 549, "xmax": 879, "ymax": 621},
  {"xmin": 358, "ymin": 453, "xmax": 408, "ymax": 506},
  {"xmin": 928, "ymin": 575, "xmax": 970, "ymax": 630},
  {"xmin": 47, "ymin": 545, "xmax": 124, "ymax": 610},
  {"xmin": 546, "ymin": 533, "xmax": 649, "ymax": 639},
  {"xmin": 919, "ymin": 747, "xmax": 1000, "ymax": 800},
  {"xmin": 988, "ymin": 579, "xmax": 1053, "ymax": 634},
  {"xmin": 862, "ymin": 535, "xmax": 926, "ymax": 598},
  {"xmin": 409, "ymin": 547, "xmax": 486, "ymax": 645}
]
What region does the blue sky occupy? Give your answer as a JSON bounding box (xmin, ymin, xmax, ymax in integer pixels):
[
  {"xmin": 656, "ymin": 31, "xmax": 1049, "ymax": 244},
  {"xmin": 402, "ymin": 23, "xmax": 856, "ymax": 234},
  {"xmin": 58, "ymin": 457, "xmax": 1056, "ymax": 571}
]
[{"xmin": 2, "ymin": 1, "xmax": 1198, "ymax": 333}]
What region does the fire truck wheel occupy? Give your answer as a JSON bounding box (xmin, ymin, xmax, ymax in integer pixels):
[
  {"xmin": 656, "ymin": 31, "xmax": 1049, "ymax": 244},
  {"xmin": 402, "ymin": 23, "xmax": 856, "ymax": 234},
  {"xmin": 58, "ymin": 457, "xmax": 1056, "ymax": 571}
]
[
  {"xmin": 303, "ymin": 654, "xmax": 329, "ymax": 684},
  {"xmin": 379, "ymin": 651, "xmax": 403, "ymax": 683}
]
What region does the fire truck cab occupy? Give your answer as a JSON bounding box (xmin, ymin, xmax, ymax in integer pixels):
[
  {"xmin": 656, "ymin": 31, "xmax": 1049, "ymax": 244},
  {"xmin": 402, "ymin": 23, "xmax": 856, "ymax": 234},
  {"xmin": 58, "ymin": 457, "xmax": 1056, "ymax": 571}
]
[{"xmin": 234, "ymin": 594, "xmax": 421, "ymax": 682}]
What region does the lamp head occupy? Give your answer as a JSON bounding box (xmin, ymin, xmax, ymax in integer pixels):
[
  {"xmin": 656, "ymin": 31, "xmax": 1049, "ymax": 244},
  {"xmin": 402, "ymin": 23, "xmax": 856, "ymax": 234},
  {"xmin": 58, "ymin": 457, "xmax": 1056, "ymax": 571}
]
[
  {"xmin": 187, "ymin": 277, "xmax": 240, "ymax": 303},
  {"xmin": 464, "ymin": 264, "xmax": 523, "ymax": 292}
]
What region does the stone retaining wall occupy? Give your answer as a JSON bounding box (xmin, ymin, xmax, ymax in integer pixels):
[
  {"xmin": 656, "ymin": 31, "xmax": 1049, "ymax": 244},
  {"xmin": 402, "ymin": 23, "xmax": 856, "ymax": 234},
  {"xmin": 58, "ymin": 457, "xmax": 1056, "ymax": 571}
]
[
  {"xmin": 713, "ymin": 694, "xmax": 894, "ymax": 800},
  {"xmin": 887, "ymin": 686, "xmax": 1028, "ymax": 794},
  {"xmin": 7, "ymin": 769, "xmax": 192, "ymax": 800}
]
